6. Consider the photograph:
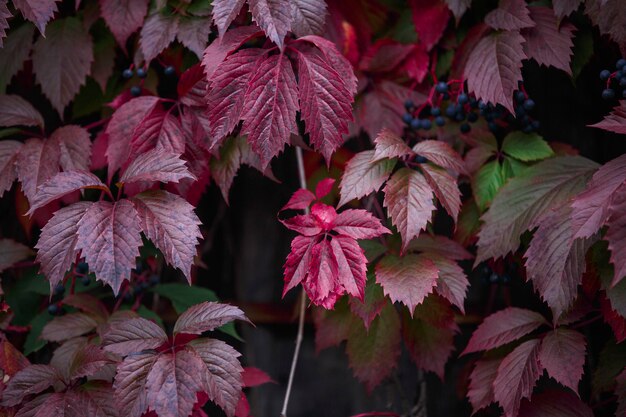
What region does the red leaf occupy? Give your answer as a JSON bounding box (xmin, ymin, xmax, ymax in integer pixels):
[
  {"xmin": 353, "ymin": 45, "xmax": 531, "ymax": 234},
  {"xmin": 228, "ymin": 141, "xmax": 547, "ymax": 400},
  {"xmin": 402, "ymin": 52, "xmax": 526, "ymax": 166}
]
[
  {"xmin": 493, "ymin": 339, "xmax": 542, "ymax": 417},
  {"xmin": 464, "ymin": 30, "xmax": 527, "ymax": 113},
  {"xmin": 315, "ymin": 178, "xmax": 335, "ymax": 200},
  {"xmin": 248, "ymin": 0, "xmax": 291, "ymax": 49},
  {"xmin": 139, "ymin": 13, "xmax": 179, "ymax": 63},
  {"xmin": 524, "ymin": 205, "xmax": 594, "ymax": 318},
  {"xmin": 211, "ymin": 0, "xmax": 247, "ymax": 37},
  {"xmin": 27, "ymin": 171, "xmax": 107, "ymax": 214},
  {"xmin": 290, "ymin": 0, "xmax": 327, "ymax": 37},
  {"xmin": 69, "ymin": 345, "xmax": 114, "ymax": 381},
  {"xmin": 600, "ymin": 295, "xmax": 626, "ymax": 343},
  {"xmin": 338, "ymin": 150, "xmax": 395, "ymax": 207},
  {"xmin": 129, "ymin": 108, "xmax": 186, "ymax": 158},
  {"xmin": 606, "ymin": 183, "xmax": 626, "ymax": 286},
  {"xmin": 177, "ymin": 17, "xmax": 211, "ymax": 58},
  {"xmin": 346, "ymin": 304, "xmax": 401, "ymax": 392},
  {"xmin": 402, "ymin": 44, "xmax": 430, "ymax": 83},
  {"xmin": 121, "ymin": 149, "xmax": 195, "ymax": 185},
  {"xmin": 0, "ymin": 94, "xmax": 44, "ymax": 128},
  {"xmin": 518, "ymin": 389, "xmax": 594, "ymax": 417},
  {"xmin": 145, "ymin": 348, "xmax": 207, "ymax": 417},
  {"xmin": 349, "ymin": 277, "xmax": 386, "ymax": 330},
  {"xmin": 462, "ymin": 307, "xmax": 547, "ymax": 355},
  {"xmin": 372, "ymin": 129, "xmax": 413, "ymax": 163},
  {"xmin": 105, "ymin": 96, "xmax": 161, "ymax": 181},
  {"xmin": 571, "ymin": 153, "xmax": 626, "ymax": 240},
  {"xmin": 0, "ymin": 339, "xmax": 29, "ymax": 377},
  {"xmin": 41, "ymin": 313, "xmax": 98, "ymax": 342},
  {"xmin": 202, "ymin": 26, "xmax": 264, "ymax": 80},
  {"xmin": 1, "ymin": 365, "xmax": 63, "ymax": 406},
  {"xmin": 359, "ymin": 39, "xmax": 414, "ymax": 73},
  {"xmin": 99, "ymin": 0, "xmax": 148, "ymax": 48},
  {"xmin": 538, "ymin": 328, "xmax": 586, "ymax": 394},
  {"xmin": 0, "ymin": 1, "xmax": 10, "ymax": 47},
  {"xmin": 313, "ymin": 298, "xmax": 354, "ymax": 351},
  {"xmin": 375, "ymin": 253, "xmax": 439, "ymax": 314},
  {"xmin": 383, "ymin": 168, "xmax": 436, "ymax": 250},
  {"xmin": 484, "ymin": 0, "xmax": 534, "ymax": 30},
  {"xmin": 241, "ymin": 367, "xmax": 273, "ymax": 387},
  {"xmin": 432, "ymin": 256, "xmax": 469, "ymax": 313},
  {"xmin": 468, "ymin": 357, "xmax": 502, "ymax": 413},
  {"xmin": 75, "ymin": 200, "xmax": 143, "ymax": 294},
  {"xmin": 63, "ymin": 293, "xmax": 110, "ymax": 320},
  {"xmin": 295, "ymin": 47, "xmax": 353, "ymax": 162},
  {"xmin": 31, "ymin": 17, "xmax": 94, "ymax": 115},
  {"xmin": 413, "ymin": 140, "xmax": 466, "ymax": 174},
  {"xmin": 553, "ymin": 0, "xmax": 582, "ymax": 19},
  {"xmin": 333, "ymin": 209, "xmax": 390, "ymax": 239},
  {"xmin": 173, "ymin": 302, "xmax": 248, "ymax": 336},
  {"xmin": 585, "ymin": 0, "xmax": 626, "ymax": 56},
  {"xmin": 407, "ymin": 234, "xmax": 473, "ymax": 260},
  {"xmin": 522, "ymin": 7, "xmax": 575, "ymax": 74},
  {"xmin": 589, "ymin": 100, "xmax": 626, "ymax": 134},
  {"xmin": 0, "ymin": 140, "xmax": 21, "ymax": 197},
  {"xmin": 409, "ymin": 0, "xmax": 450, "ymax": 51},
  {"xmin": 177, "ymin": 64, "xmax": 206, "ymax": 106},
  {"xmin": 16, "ymin": 138, "xmax": 61, "ymax": 203},
  {"xmin": 12, "ymin": 0, "xmax": 59, "ymax": 34},
  {"xmin": 188, "ymin": 339, "xmax": 244, "ymax": 416},
  {"xmin": 421, "ymin": 164, "xmax": 462, "ymax": 222},
  {"xmin": 113, "ymin": 352, "xmax": 158, "ymax": 417},
  {"xmin": 35, "ymin": 202, "xmax": 92, "ymax": 287},
  {"xmin": 102, "ymin": 317, "xmax": 167, "ymax": 356},
  {"xmin": 241, "ymin": 52, "xmax": 299, "ymax": 167},
  {"xmin": 132, "ymin": 190, "xmax": 201, "ymax": 281},
  {"xmin": 51, "ymin": 125, "xmax": 92, "ymax": 172},
  {"xmin": 0, "ymin": 238, "xmax": 32, "ymax": 273},
  {"xmin": 206, "ymin": 48, "xmax": 265, "ymax": 143}
]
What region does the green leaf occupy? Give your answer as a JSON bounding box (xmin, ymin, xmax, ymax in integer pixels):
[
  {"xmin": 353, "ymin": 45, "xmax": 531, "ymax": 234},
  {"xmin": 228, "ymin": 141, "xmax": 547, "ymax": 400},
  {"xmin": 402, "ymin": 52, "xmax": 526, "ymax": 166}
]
[
  {"xmin": 0, "ymin": 128, "xmax": 21, "ymax": 138},
  {"xmin": 473, "ymin": 161, "xmax": 504, "ymax": 211},
  {"xmin": 502, "ymin": 132, "xmax": 554, "ymax": 162},
  {"xmin": 571, "ymin": 29, "xmax": 593, "ymax": 80},
  {"xmin": 359, "ymin": 239, "xmax": 387, "ymax": 262},
  {"xmin": 435, "ymin": 49, "xmax": 454, "ymax": 79},
  {"xmin": 24, "ymin": 312, "xmax": 51, "ymax": 355},
  {"xmin": 455, "ymin": 199, "xmax": 481, "ymax": 246},
  {"xmin": 501, "ymin": 156, "xmax": 528, "ymax": 178},
  {"xmin": 150, "ymin": 283, "xmax": 240, "ymax": 340},
  {"xmin": 592, "ymin": 339, "xmax": 626, "ymax": 396},
  {"xmin": 5, "ymin": 270, "xmax": 49, "ymax": 326}
]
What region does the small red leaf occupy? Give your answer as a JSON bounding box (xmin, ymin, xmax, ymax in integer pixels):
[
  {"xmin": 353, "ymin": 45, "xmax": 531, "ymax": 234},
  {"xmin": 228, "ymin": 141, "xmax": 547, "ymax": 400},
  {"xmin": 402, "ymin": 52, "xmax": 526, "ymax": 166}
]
[
  {"xmin": 27, "ymin": 171, "xmax": 107, "ymax": 214},
  {"xmin": 99, "ymin": 0, "xmax": 148, "ymax": 48},
  {"xmin": 102, "ymin": 317, "xmax": 167, "ymax": 356},
  {"xmin": 1, "ymin": 364, "xmax": 63, "ymax": 406},
  {"xmin": 338, "ymin": 150, "xmax": 395, "ymax": 207},
  {"xmin": 538, "ymin": 328, "xmax": 586, "ymax": 394},
  {"xmin": 174, "ymin": 302, "xmax": 248, "ymax": 336},
  {"xmin": 522, "ymin": 6, "xmax": 575, "ymax": 74},
  {"xmin": 139, "ymin": 13, "xmax": 179, "ymax": 63},
  {"xmin": 121, "ymin": 149, "xmax": 195, "ymax": 185},
  {"xmin": 372, "ymin": 129, "xmax": 413, "ymax": 162},
  {"xmin": 12, "ymin": 0, "xmax": 59, "ymax": 34},
  {"xmin": 412, "ymin": 140, "xmax": 467, "ymax": 174},
  {"xmin": 409, "ymin": 0, "xmax": 450, "ymax": 51},
  {"xmin": 241, "ymin": 367, "xmax": 273, "ymax": 387},
  {"xmin": 315, "ymin": 178, "xmax": 335, "ymax": 200},
  {"xmin": 462, "ymin": 307, "xmax": 547, "ymax": 355},
  {"xmin": 468, "ymin": 357, "xmax": 502, "ymax": 413},
  {"xmin": 248, "ymin": 0, "xmax": 291, "ymax": 49},
  {"xmin": 0, "ymin": 94, "xmax": 44, "ymax": 128},
  {"xmin": 589, "ymin": 100, "xmax": 626, "ymax": 134},
  {"xmin": 484, "ymin": 0, "xmax": 534, "ymax": 30}
]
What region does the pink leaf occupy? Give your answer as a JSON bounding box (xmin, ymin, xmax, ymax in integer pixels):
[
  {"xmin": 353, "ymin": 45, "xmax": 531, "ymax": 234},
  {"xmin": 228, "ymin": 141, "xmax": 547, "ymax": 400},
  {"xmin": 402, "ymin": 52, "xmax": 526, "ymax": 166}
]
[
  {"xmin": 346, "ymin": 304, "xmax": 401, "ymax": 392},
  {"xmin": 464, "ymin": 30, "xmax": 527, "ymax": 113},
  {"xmin": 407, "ymin": 234, "xmax": 473, "ymax": 260},
  {"xmin": 518, "ymin": 389, "xmax": 594, "ymax": 417},
  {"xmin": 113, "ymin": 352, "xmax": 158, "ymax": 417},
  {"xmin": 0, "ymin": 94, "xmax": 44, "ymax": 128},
  {"xmin": 403, "ymin": 44, "xmax": 430, "ymax": 83},
  {"xmin": 241, "ymin": 52, "xmax": 299, "ymax": 167},
  {"xmin": 1, "ymin": 364, "xmax": 63, "ymax": 406},
  {"xmin": 432, "ymin": 256, "xmax": 469, "ymax": 313},
  {"xmin": 41, "ymin": 313, "xmax": 98, "ymax": 342},
  {"xmin": 177, "ymin": 64, "xmax": 206, "ymax": 107},
  {"xmin": 130, "ymin": 108, "xmax": 185, "ymax": 157},
  {"xmin": 338, "ymin": 150, "xmax": 395, "ymax": 207},
  {"xmin": 0, "ymin": 0, "xmax": 10, "ymax": 47},
  {"xmin": 493, "ymin": 339, "xmax": 542, "ymax": 417},
  {"xmin": 412, "ymin": 140, "xmax": 467, "ymax": 174},
  {"xmin": 121, "ymin": 149, "xmax": 195, "ymax": 185},
  {"xmin": 375, "ymin": 253, "xmax": 439, "ymax": 314},
  {"xmin": 12, "ymin": 0, "xmax": 59, "ymax": 34},
  {"xmin": 102, "ymin": 318, "xmax": 167, "ymax": 356},
  {"xmin": 211, "ymin": 0, "xmax": 247, "ymax": 37},
  {"xmin": 248, "ymin": 0, "xmax": 291, "ymax": 49},
  {"xmin": 295, "ymin": 47, "xmax": 354, "ymax": 162},
  {"xmin": 188, "ymin": 339, "xmax": 244, "ymax": 416},
  {"xmin": 139, "ymin": 13, "xmax": 179, "ymax": 62},
  {"xmin": 99, "ymin": 0, "xmax": 148, "ymax": 48},
  {"xmin": 0, "ymin": 140, "xmax": 22, "ymax": 197},
  {"xmin": 315, "ymin": 178, "xmax": 335, "ymax": 200},
  {"xmin": 206, "ymin": 49, "xmax": 265, "ymax": 143},
  {"xmin": 176, "ymin": 17, "xmax": 211, "ymax": 58},
  {"xmin": 290, "ymin": 0, "xmax": 327, "ymax": 37},
  {"xmin": 553, "ymin": 0, "xmax": 583, "ymax": 19},
  {"xmin": 0, "ymin": 238, "xmax": 33, "ymax": 273},
  {"xmin": 75, "ymin": 200, "xmax": 143, "ymax": 294},
  {"xmin": 383, "ymin": 168, "xmax": 436, "ymax": 250},
  {"xmin": 241, "ymin": 367, "xmax": 273, "ymax": 387},
  {"xmin": 16, "ymin": 138, "xmax": 61, "ymax": 203},
  {"xmin": 31, "ymin": 17, "xmax": 94, "ymax": 115},
  {"xmin": 372, "ymin": 129, "xmax": 413, "ymax": 163},
  {"xmin": 132, "ymin": 190, "xmax": 202, "ymax": 281},
  {"xmin": 51, "ymin": 125, "xmax": 92, "ymax": 172},
  {"xmin": 468, "ymin": 357, "xmax": 502, "ymax": 413},
  {"xmin": 522, "ymin": 6, "xmax": 575, "ymax": 74},
  {"xmin": 589, "ymin": 100, "xmax": 626, "ymax": 134},
  {"xmin": 606, "ymin": 182, "xmax": 626, "ymax": 286},
  {"xmin": 539, "ymin": 328, "xmax": 586, "ymax": 394},
  {"xmin": 524, "ymin": 205, "xmax": 594, "ymax": 318},
  {"xmin": 174, "ymin": 302, "xmax": 248, "ymax": 336},
  {"xmin": 571, "ymin": 153, "xmax": 626, "ymax": 240},
  {"xmin": 462, "ymin": 307, "xmax": 547, "ymax": 355},
  {"xmin": 421, "ymin": 164, "xmax": 462, "ymax": 222},
  {"xmin": 333, "ymin": 209, "xmax": 390, "ymax": 239},
  {"xmin": 27, "ymin": 171, "xmax": 107, "ymax": 214},
  {"xmin": 35, "ymin": 202, "xmax": 92, "ymax": 287},
  {"xmin": 202, "ymin": 26, "xmax": 264, "ymax": 80},
  {"xmin": 484, "ymin": 0, "xmax": 534, "ymax": 30},
  {"xmin": 409, "ymin": 0, "xmax": 450, "ymax": 51}
]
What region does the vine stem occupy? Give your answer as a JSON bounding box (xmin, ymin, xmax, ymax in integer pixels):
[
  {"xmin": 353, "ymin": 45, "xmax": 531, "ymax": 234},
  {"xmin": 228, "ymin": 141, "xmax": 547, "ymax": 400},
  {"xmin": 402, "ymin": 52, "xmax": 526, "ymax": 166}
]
[{"xmin": 279, "ymin": 146, "xmax": 308, "ymax": 417}]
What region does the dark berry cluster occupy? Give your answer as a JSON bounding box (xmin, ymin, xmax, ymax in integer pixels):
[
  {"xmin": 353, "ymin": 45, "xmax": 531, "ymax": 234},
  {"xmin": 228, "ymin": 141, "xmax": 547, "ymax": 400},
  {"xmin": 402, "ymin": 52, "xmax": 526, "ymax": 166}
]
[
  {"xmin": 121, "ymin": 65, "xmax": 176, "ymax": 97},
  {"xmin": 600, "ymin": 58, "xmax": 626, "ymax": 100},
  {"xmin": 477, "ymin": 261, "xmax": 518, "ymax": 285},
  {"xmin": 121, "ymin": 260, "xmax": 160, "ymax": 303}
]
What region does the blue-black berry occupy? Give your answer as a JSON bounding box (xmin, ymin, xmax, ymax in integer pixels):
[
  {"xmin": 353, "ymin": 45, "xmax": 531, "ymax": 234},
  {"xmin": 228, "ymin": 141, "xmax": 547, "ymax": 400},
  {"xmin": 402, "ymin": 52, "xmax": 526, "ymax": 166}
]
[
  {"xmin": 600, "ymin": 69, "xmax": 612, "ymax": 80},
  {"xmin": 435, "ymin": 116, "xmax": 445, "ymax": 126},
  {"xmin": 149, "ymin": 274, "xmax": 160, "ymax": 285},
  {"xmin": 435, "ymin": 81, "xmax": 448, "ymax": 93},
  {"xmin": 130, "ymin": 86, "xmax": 141, "ymax": 97},
  {"xmin": 488, "ymin": 122, "xmax": 498, "ymax": 132},
  {"xmin": 620, "ymin": 77, "xmax": 626, "ymax": 87},
  {"xmin": 414, "ymin": 155, "xmax": 428, "ymax": 164},
  {"xmin": 48, "ymin": 304, "xmax": 59, "ymax": 315},
  {"xmin": 457, "ymin": 93, "xmax": 469, "ymax": 104},
  {"xmin": 617, "ymin": 58, "xmax": 626, "ymax": 69},
  {"xmin": 53, "ymin": 283, "xmax": 65, "ymax": 296},
  {"xmin": 76, "ymin": 262, "xmax": 88, "ymax": 274},
  {"xmin": 445, "ymin": 104, "xmax": 456, "ymax": 118},
  {"xmin": 421, "ymin": 119, "xmax": 432, "ymax": 130},
  {"xmin": 467, "ymin": 112, "xmax": 478, "ymax": 123},
  {"xmin": 430, "ymin": 107, "xmax": 441, "ymax": 117},
  {"xmin": 410, "ymin": 118, "xmax": 421, "ymax": 130},
  {"xmin": 523, "ymin": 99, "xmax": 535, "ymax": 111},
  {"xmin": 455, "ymin": 111, "xmax": 466, "ymax": 122},
  {"xmin": 402, "ymin": 113, "xmax": 413, "ymax": 124},
  {"xmin": 404, "ymin": 99, "xmax": 414, "ymax": 110},
  {"xmin": 81, "ymin": 276, "xmax": 91, "ymax": 286},
  {"xmin": 602, "ymin": 88, "xmax": 616, "ymax": 100},
  {"xmin": 460, "ymin": 123, "xmax": 471, "ymax": 133},
  {"xmin": 531, "ymin": 120, "xmax": 540, "ymax": 130},
  {"xmin": 136, "ymin": 68, "xmax": 147, "ymax": 78},
  {"xmin": 122, "ymin": 68, "xmax": 133, "ymax": 79},
  {"xmin": 478, "ymin": 100, "xmax": 488, "ymax": 110},
  {"xmin": 515, "ymin": 91, "xmax": 525, "ymax": 103},
  {"xmin": 164, "ymin": 66, "xmax": 176, "ymax": 76}
]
